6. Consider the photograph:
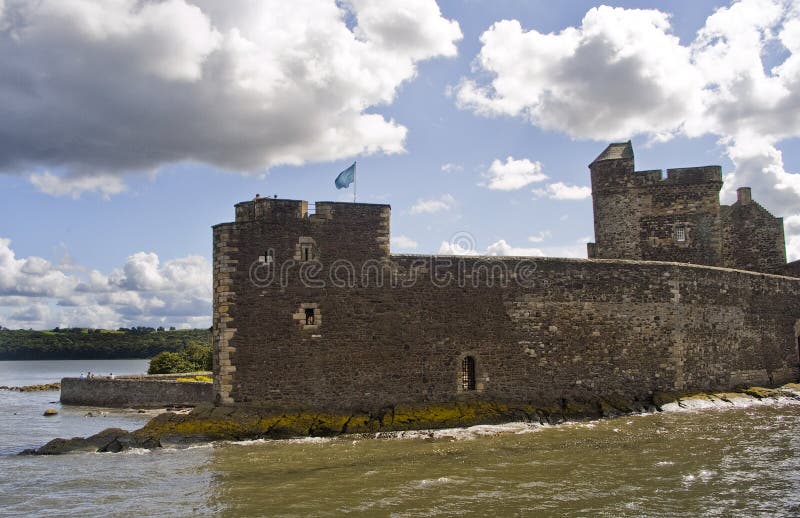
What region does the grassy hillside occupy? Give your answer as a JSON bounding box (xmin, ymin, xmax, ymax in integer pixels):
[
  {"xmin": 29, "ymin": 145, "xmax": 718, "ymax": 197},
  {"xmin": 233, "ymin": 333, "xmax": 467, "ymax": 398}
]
[{"xmin": 0, "ymin": 327, "xmax": 211, "ymax": 360}]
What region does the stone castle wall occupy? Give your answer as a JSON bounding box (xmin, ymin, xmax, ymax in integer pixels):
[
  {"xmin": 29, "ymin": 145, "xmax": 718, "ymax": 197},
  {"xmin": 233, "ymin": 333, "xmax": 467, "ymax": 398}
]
[
  {"xmin": 213, "ymin": 198, "xmax": 800, "ymax": 413},
  {"xmin": 721, "ymin": 188, "xmax": 787, "ymax": 272},
  {"xmin": 588, "ymin": 142, "xmax": 785, "ymax": 274},
  {"xmin": 781, "ymin": 260, "xmax": 800, "ymax": 278},
  {"xmin": 61, "ymin": 375, "xmax": 213, "ymax": 408}
]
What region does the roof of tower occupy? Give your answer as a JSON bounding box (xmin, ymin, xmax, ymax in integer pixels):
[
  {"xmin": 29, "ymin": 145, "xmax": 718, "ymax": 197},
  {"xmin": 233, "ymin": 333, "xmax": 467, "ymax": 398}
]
[{"xmin": 590, "ymin": 141, "xmax": 633, "ymax": 165}]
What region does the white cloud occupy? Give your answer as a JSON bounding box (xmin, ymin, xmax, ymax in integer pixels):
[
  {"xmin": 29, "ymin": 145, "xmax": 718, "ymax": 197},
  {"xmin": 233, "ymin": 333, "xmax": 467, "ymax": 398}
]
[
  {"xmin": 29, "ymin": 171, "xmax": 127, "ymax": 199},
  {"xmin": 391, "ymin": 235, "xmax": 419, "ymax": 250},
  {"xmin": 411, "ymin": 193, "xmax": 456, "ymax": 214},
  {"xmin": 437, "ymin": 235, "xmax": 587, "ymax": 258},
  {"xmin": 440, "ymin": 162, "xmax": 463, "ymax": 173},
  {"xmin": 457, "ymin": 0, "xmax": 800, "ymax": 253},
  {"xmin": 0, "ymin": 0, "xmax": 462, "ymax": 190},
  {"xmin": 438, "ymin": 240, "xmax": 479, "ymax": 256},
  {"xmin": 0, "ymin": 238, "xmax": 78, "ymax": 298},
  {"xmin": 528, "ymin": 231, "xmax": 552, "ymax": 243},
  {"xmin": 486, "ymin": 239, "xmax": 545, "ymax": 257},
  {"xmin": 533, "ymin": 182, "xmax": 592, "ymax": 200},
  {"xmin": 786, "ymin": 215, "xmax": 800, "ymax": 261},
  {"xmin": 482, "ymin": 156, "xmax": 547, "ymax": 191},
  {"xmin": 487, "ymin": 238, "xmax": 588, "ymax": 258},
  {"xmin": 0, "ymin": 237, "xmax": 211, "ymax": 329},
  {"xmin": 10, "ymin": 303, "xmax": 50, "ymax": 324},
  {"xmin": 456, "ymin": 7, "xmax": 703, "ymax": 141}
]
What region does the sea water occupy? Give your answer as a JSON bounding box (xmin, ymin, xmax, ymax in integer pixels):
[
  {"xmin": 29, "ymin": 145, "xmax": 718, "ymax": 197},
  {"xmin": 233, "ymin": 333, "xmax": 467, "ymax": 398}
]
[{"xmin": 1, "ymin": 360, "xmax": 799, "ymax": 517}]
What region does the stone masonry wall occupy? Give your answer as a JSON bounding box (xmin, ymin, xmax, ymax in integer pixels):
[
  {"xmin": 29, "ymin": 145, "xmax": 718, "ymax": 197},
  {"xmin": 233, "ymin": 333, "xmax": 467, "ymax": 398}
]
[
  {"xmin": 721, "ymin": 188, "xmax": 786, "ymax": 273},
  {"xmin": 61, "ymin": 377, "xmax": 213, "ymax": 408},
  {"xmin": 589, "ymin": 149, "xmax": 640, "ymax": 260},
  {"xmin": 781, "ymin": 260, "xmax": 800, "ymax": 278},
  {"xmin": 589, "ymin": 142, "xmax": 724, "ymax": 266},
  {"xmin": 588, "ymin": 143, "xmax": 787, "ymax": 274},
  {"xmin": 214, "ymin": 199, "xmax": 800, "ymax": 413}
]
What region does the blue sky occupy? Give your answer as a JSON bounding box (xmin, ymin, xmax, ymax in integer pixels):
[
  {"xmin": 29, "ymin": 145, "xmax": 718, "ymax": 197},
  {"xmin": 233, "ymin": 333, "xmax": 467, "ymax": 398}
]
[{"xmin": 0, "ymin": 0, "xmax": 798, "ymax": 329}]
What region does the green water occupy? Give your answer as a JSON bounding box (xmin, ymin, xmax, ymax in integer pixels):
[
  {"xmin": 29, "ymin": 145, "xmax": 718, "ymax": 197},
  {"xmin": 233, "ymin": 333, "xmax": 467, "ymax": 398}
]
[
  {"xmin": 204, "ymin": 403, "xmax": 800, "ymax": 517},
  {"xmin": 1, "ymin": 360, "xmax": 799, "ymax": 517}
]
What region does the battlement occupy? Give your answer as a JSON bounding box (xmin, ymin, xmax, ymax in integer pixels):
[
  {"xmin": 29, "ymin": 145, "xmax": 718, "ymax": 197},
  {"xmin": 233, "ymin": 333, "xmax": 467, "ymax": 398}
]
[
  {"xmin": 211, "ymin": 144, "xmax": 800, "ymax": 418},
  {"xmin": 589, "ymin": 142, "xmax": 785, "ymax": 273},
  {"xmin": 234, "ymin": 197, "xmax": 390, "ymax": 223},
  {"xmin": 664, "ymin": 166, "xmax": 722, "ymax": 184},
  {"xmin": 235, "ymin": 197, "xmax": 307, "ymax": 222}
]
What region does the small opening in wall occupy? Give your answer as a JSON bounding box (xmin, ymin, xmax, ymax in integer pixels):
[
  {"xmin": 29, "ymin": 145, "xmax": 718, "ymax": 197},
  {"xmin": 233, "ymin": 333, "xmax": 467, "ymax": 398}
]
[
  {"xmin": 305, "ymin": 308, "xmax": 315, "ymax": 325},
  {"xmin": 461, "ymin": 356, "xmax": 476, "ymax": 391},
  {"xmin": 259, "ymin": 250, "xmax": 275, "ymax": 264},
  {"xmin": 675, "ymin": 226, "xmax": 686, "ymax": 242}
]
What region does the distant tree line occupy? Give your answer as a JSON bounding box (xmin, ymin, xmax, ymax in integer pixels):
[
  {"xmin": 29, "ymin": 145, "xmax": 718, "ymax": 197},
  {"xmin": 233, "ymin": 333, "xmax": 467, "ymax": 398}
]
[{"xmin": 0, "ymin": 327, "xmax": 211, "ymax": 361}]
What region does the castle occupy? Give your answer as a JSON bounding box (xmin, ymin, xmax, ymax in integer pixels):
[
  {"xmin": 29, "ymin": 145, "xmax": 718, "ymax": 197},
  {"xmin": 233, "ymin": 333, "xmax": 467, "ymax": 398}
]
[
  {"xmin": 587, "ymin": 141, "xmax": 789, "ymax": 274},
  {"xmin": 211, "ymin": 143, "xmax": 800, "ymax": 414}
]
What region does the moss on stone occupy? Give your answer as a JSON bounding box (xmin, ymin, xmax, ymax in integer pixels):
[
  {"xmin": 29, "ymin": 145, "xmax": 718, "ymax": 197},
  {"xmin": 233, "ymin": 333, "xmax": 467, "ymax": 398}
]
[
  {"xmin": 561, "ymin": 400, "xmax": 596, "ymax": 418},
  {"xmin": 175, "ymin": 375, "xmax": 213, "ymax": 383},
  {"xmin": 35, "ymin": 382, "xmax": 800, "ymax": 454},
  {"xmin": 341, "ymin": 414, "xmax": 375, "ymax": 434},
  {"xmin": 652, "ymin": 391, "xmax": 681, "ymax": 407},
  {"xmin": 739, "ymin": 386, "xmax": 780, "ymax": 399}
]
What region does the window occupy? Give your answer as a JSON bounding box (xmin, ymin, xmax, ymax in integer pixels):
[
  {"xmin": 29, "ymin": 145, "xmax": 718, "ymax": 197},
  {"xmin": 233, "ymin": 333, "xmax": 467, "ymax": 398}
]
[
  {"xmin": 259, "ymin": 249, "xmax": 274, "ymax": 264},
  {"xmin": 675, "ymin": 226, "xmax": 686, "ymax": 242},
  {"xmin": 461, "ymin": 356, "xmax": 476, "ymax": 391},
  {"xmin": 294, "ymin": 303, "xmax": 320, "ymax": 329},
  {"xmin": 296, "ymin": 237, "xmax": 317, "ymax": 262}
]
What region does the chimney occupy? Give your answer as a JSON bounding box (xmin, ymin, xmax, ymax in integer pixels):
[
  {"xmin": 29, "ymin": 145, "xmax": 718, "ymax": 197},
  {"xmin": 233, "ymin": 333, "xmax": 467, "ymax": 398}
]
[{"xmin": 737, "ymin": 187, "xmax": 752, "ymax": 205}]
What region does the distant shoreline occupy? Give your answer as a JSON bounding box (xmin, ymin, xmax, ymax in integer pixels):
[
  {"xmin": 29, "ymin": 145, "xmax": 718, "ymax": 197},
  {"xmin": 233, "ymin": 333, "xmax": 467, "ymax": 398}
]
[
  {"xmin": 0, "ymin": 357, "xmax": 152, "ymax": 361},
  {"xmin": 0, "ymin": 328, "xmax": 210, "ymax": 361},
  {"xmin": 0, "ymin": 382, "xmax": 61, "ymax": 391}
]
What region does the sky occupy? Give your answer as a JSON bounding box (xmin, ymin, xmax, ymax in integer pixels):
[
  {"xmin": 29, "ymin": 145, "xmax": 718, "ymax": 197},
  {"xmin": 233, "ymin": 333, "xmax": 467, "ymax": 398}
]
[{"xmin": 1, "ymin": 0, "xmax": 799, "ymax": 330}]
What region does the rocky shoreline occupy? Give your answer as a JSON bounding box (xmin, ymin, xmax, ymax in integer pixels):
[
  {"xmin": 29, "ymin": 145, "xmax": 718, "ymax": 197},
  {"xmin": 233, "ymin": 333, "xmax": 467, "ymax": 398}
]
[
  {"xmin": 22, "ymin": 383, "xmax": 800, "ymax": 455},
  {"xmin": 1, "ymin": 383, "xmax": 60, "ymax": 392}
]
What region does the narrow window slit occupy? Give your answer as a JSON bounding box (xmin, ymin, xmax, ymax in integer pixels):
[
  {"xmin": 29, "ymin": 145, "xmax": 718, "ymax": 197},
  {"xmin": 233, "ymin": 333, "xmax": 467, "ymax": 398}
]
[{"xmin": 462, "ymin": 356, "xmax": 476, "ymax": 391}]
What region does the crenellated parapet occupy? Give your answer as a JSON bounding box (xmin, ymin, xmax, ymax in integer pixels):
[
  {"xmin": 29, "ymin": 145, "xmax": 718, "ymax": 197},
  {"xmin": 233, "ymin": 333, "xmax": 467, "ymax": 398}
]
[{"xmin": 587, "ymin": 142, "xmax": 784, "ymax": 274}]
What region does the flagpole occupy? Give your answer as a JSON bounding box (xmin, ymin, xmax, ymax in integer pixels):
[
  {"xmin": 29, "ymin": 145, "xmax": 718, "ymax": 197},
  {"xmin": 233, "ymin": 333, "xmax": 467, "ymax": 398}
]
[{"xmin": 353, "ymin": 161, "xmax": 357, "ymax": 203}]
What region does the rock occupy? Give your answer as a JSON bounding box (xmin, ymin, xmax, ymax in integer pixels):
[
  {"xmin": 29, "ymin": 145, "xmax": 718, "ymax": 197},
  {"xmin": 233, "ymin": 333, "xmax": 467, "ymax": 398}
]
[
  {"xmin": 34, "ymin": 428, "xmax": 131, "ymax": 455},
  {"xmin": 43, "ymin": 408, "xmax": 58, "ymax": 416},
  {"xmin": 26, "ymin": 382, "xmax": 800, "ymax": 455},
  {"xmin": 2, "ymin": 383, "xmax": 60, "ymax": 392}
]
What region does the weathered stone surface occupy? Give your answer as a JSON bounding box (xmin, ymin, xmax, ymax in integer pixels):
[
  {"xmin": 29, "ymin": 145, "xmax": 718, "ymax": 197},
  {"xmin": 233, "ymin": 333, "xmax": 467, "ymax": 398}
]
[
  {"xmin": 60, "ymin": 377, "xmax": 212, "ymax": 408},
  {"xmin": 209, "ymin": 144, "xmax": 799, "ymax": 423},
  {"xmin": 587, "ymin": 142, "xmax": 786, "ymax": 273},
  {"xmin": 25, "ymin": 383, "xmax": 800, "ymax": 454},
  {"xmin": 0, "ymin": 383, "xmax": 60, "ymax": 392},
  {"xmin": 34, "ymin": 428, "xmax": 129, "ymax": 455}
]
